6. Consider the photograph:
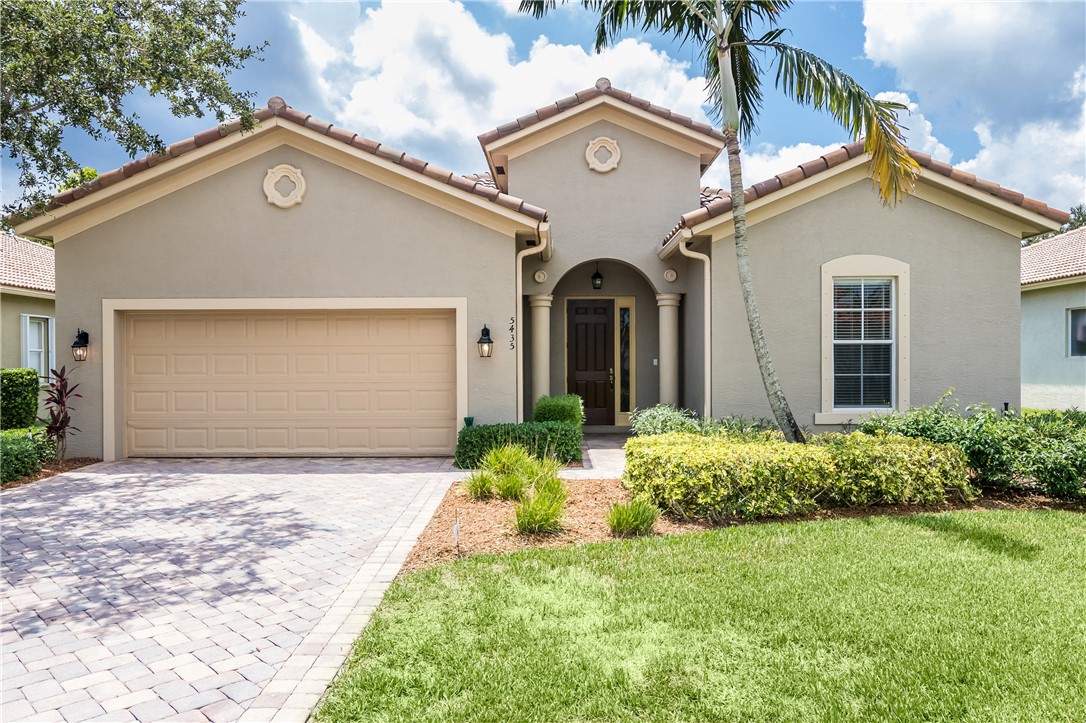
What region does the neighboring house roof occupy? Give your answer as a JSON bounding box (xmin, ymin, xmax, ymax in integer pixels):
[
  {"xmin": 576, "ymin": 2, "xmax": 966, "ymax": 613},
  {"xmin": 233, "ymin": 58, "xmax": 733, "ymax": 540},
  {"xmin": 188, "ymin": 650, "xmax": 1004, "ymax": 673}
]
[
  {"xmin": 0, "ymin": 232, "xmax": 54, "ymax": 294},
  {"xmin": 478, "ymin": 77, "xmax": 726, "ymax": 148},
  {"xmin": 1021, "ymin": 226, "xmax": 1086, "ymax": 286},
  {"xmin": 17, "ymin": 97, "xmax": 547, "ymax": 227},
  {"xmin": 672, "ymin": 141, "xmax": 1070, "ymax": 240}
]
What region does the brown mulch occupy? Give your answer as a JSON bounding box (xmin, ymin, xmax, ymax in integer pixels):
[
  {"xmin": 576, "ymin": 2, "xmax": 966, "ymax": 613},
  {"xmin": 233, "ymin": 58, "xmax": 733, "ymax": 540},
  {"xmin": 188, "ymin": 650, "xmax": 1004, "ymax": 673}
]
[
  {"xmin": 401, "ymin": 479, "xmax": 1084, "ymax": 575},
  {"xmin": 1, "ymin": 458, "xmax": 101, "ymax": 491}
]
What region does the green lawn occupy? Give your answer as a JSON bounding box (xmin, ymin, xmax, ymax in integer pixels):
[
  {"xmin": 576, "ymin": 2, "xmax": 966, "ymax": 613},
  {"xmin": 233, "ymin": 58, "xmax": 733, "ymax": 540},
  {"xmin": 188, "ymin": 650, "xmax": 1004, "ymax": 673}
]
[{"xmin": 317, "ymin": 510, "xmax": 1086, "ymax": 722}]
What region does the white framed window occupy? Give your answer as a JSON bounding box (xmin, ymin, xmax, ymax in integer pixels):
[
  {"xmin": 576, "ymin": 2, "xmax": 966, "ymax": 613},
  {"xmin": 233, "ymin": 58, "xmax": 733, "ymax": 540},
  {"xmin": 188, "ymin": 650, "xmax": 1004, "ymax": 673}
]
[
  {"xmin": 20, "ymin": 314, "xmax": 55, "ymax": 380},
  {"xmin": 817, "ymin": 255, "xmax": 910, "ymax": 425},
  {"xmin": 1070, "ymin": 308, "xmax": 1086, "ymax": 357},
  {"xmin": 832, "ymin": 278, "xmax": 895, "ymax": 408}
]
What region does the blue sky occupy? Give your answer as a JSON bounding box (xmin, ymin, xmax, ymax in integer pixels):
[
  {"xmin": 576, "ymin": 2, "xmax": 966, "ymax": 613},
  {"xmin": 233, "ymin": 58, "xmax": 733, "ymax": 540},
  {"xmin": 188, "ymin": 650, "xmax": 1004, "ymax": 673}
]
[{"xmin": 4, "ymin": 0, "xmax": 1084, "ymax": 211}]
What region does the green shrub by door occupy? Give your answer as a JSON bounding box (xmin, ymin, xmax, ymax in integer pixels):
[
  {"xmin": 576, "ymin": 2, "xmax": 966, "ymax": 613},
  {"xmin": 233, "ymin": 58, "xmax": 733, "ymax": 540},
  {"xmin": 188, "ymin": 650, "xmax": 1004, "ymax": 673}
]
[{"xmin": 1, "ymin": 368, "xmax": 41, "ymax": 430}]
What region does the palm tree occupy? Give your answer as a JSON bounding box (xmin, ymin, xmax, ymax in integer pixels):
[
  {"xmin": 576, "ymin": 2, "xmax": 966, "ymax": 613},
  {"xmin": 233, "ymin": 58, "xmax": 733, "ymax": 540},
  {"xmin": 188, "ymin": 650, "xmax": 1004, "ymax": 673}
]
[{"xmin": 522, "ymin": 0, "xmax": 919, "ymax": 442}]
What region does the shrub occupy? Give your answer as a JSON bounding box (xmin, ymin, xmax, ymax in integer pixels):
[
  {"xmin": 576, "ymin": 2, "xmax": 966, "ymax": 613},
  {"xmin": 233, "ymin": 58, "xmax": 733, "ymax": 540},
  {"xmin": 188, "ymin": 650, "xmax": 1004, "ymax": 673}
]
[
  {"xmin": 1, "ymin": 428, "xmax": 43, "ymax": 483},
  {"xmin": 1, "ymin": 368, "xmax": 40, "ymax": 430},
  {"xmin": 533, "ymin": 394, "xmax": 585, "ymax": 429},
  {"xmin": 481, "ymin": 444, "xmax": 535, "ymax": 479},
  {"xmin": 494, "ymin": 472, "xmax": 530, "ymax": 501},
  {"xmin": 41, "ymin": 365, "xmax": 82, "ymax": 460},
  {"xmin": 859, "ymin": 394, "xmax": 1085, "ymax": 498},
  {"xmin": 465, "ymin": 470, "xmax": 496, "ymax": 500},
  {"xmin": 624, "ymin": 432, "xmax": 972, "ymax": 520},
  {"xmin": 454, "ymin": 421, "xmax": 581, "ymax": 469},
  {"xmin": 607, "ymin": 499, "xmax": 660, "ymax": 537},
  {"xmin": 514, "ymin": 493, "xmax": 565, "ymax": 534},
  {"xmin": 630, "ymin": 404, "xmax": 700, "ymax": 436}
]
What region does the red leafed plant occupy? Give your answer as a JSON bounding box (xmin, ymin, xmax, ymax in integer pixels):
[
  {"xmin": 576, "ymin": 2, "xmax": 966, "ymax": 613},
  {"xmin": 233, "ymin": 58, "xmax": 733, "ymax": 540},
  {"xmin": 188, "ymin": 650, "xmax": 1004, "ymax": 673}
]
[{"xmin": 40, "ymin": 366, "xmax": 81, "ymax": 460}]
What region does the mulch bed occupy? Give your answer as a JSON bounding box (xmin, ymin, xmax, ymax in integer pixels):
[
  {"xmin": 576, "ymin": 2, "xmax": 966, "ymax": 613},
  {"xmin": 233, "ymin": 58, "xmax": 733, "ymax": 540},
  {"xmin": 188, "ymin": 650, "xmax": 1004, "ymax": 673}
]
[
  {"xmin": 1, "ymin": 458, "xmax": 101, "ymax": 491},
  {"xmin": 401, "ymin": 478, "xmax": 1084, "ymax": 575}
]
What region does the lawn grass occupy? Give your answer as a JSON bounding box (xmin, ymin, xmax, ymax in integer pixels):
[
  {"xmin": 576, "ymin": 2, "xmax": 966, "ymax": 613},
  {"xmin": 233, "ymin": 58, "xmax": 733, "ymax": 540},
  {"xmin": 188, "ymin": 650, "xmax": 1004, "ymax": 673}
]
[{"xmin": 317, "ymin": 510, "xmax": 1086, "ymax": 722}]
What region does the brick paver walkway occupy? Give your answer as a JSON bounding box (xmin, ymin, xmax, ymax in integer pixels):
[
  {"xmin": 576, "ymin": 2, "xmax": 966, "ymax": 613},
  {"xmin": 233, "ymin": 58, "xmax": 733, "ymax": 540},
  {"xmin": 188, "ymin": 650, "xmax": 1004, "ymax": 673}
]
[{"xmin": 1, "ymin": 459, "xmax": 458, "ymax": 722}]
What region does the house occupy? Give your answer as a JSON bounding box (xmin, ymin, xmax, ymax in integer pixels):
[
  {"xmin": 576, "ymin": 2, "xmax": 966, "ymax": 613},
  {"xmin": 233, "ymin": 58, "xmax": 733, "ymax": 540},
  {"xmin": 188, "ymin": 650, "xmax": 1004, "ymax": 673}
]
[
  {"xmin": 12, "ymin": 79, "xmax": 1067, "ymax": 460},
  {"xmin": 1, "ymin": 232, "xmax": 56, "ymax": 380},
  {"xmin": 1021, "ymin": 228, "xmax": 1086, "ymax": 409}
]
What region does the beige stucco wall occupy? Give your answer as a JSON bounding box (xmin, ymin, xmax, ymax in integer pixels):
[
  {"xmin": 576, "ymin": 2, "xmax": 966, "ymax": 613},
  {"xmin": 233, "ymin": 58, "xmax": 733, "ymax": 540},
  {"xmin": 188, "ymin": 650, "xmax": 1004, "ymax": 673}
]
[
  {"xmin": 509, "ymin": 118, "xmax": 704, "ymax": 413},
  {"xmin": 56, "ymin": 140, "xmax": 520, "ymax": 459},
  {"xmin": 1, "ymin": 292, "xmax": 55, "ymax": 369},
  {"xmin": 1021, "ymin": 281, "xmax": 1086, "ymax": 409},
  {"xmin": 712, "ymin": 179, "xmax": 1023, "ymax": 430}
]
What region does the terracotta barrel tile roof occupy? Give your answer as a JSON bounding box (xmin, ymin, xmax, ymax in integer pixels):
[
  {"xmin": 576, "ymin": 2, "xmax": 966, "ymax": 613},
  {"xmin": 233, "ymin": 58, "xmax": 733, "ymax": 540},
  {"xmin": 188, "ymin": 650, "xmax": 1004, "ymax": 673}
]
[
  {"xmin": 478, "ymin": 77, "xmax": 726, "ymax": 147},
  {"xmin": 669, "ymin": 141, "xmax": 1070, "ymax": 242},
  {"xmin": 1, "ymin": 232, "xmax": 55, "ymax": 293},
  {"xmin": 20, "ymin": 98, "xmax": 548, "ymax": 226},
  {"xmin": 1021, "ymin": 227, "xmax": 1086, "ymax": 286}
]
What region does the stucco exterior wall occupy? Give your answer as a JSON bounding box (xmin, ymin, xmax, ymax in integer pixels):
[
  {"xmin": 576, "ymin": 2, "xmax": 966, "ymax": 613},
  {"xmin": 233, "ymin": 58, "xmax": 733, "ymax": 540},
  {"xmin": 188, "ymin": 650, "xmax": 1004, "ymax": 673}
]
[
  {"xmin": 1, "ymin": 292, "xmax": 55, "ymax": 369},
  {"xmin": 1021, "ymin": 281, "xmax": 1086, "ymax": 409},
  {"xmin": 509, "ymin": 118, "xmax": 704, "ymax": 416},
  {"xmin": 57, "ymin": 142, "xmax": 519, "ymax": 459},
  {"xmin": 712, "ymin": 179, "xmax": 1023, "ymax": 430}
]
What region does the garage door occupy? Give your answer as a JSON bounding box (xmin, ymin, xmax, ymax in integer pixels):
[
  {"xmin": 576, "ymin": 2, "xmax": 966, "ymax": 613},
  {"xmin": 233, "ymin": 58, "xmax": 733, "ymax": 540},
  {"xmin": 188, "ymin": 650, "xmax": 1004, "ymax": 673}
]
[{"xmin": 124, "ymin": 310, "xmax": 456, "ymax": 456}]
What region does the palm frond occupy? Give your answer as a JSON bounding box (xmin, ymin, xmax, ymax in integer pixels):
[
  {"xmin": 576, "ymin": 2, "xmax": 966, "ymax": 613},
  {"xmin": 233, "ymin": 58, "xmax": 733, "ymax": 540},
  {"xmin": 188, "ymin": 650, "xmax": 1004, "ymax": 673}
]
[{"xmin": 770, "ymin": 43, "xmax": 919, "ymax": 204}]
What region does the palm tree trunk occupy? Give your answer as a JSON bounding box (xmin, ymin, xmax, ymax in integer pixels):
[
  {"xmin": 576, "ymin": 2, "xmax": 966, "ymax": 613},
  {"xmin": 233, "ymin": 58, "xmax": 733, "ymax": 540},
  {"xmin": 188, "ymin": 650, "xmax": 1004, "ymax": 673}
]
[{"xmin": 724, "ymin": 131, "xmax": 807, "ymax": 443}]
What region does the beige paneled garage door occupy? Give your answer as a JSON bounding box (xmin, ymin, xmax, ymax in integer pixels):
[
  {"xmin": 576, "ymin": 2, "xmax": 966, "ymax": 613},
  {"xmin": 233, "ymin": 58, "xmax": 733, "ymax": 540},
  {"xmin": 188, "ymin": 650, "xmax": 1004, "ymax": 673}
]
[{"xmin": 124, "ymin": 310, "xmax": 456, "ymax": 456}]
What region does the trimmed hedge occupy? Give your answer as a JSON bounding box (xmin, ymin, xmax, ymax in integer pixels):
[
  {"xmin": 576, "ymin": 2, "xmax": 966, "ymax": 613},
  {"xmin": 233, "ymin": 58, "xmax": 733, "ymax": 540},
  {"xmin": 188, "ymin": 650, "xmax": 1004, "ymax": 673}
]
[
  {"xmin": 454, "ymin": 421, "xmax": 582, "ymax": 469},
  {"xmin": 624, "ymin": 432, "xmax": 973, "ymax": 520},
  {"xmin": 533, "ymin": 394, "xmax": 585, "ymax": 429},
  {"xmin": 1, "ymin": 368, "xmax": 40, "ymax": 430},
  {"xmin": 1, "ymin": 428, "xmax": 54, "ymax": 484}
]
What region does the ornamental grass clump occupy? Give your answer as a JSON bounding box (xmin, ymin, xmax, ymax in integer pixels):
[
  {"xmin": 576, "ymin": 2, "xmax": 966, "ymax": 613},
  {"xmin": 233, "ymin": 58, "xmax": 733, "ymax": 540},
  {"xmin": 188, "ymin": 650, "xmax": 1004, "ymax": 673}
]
[
  {"xmin": 607, "ymin": 499, "xmax": 660, "ymax": 537},
  {"xmin": 464, "ymin": 470, "xmax": 497, "ymax": 500},
  {"xmin": 514, "ymin": 457, "xmax": 569, "ymax": 535}
]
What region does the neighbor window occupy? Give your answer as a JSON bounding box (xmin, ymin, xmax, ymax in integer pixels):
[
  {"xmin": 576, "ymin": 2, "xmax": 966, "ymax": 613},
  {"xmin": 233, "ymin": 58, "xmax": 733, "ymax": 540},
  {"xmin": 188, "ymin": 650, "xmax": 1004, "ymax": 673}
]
[
  {"xmin": 21, "ymin": 314, "xmax": 54, "ymax": 380},
  {"xmin": 832, "ymin": 278, "xmax": 894, "ymax": 408},
  {"xmin": 1071, "ymin": 308, "xmax": 1086, "ymax": 357}
]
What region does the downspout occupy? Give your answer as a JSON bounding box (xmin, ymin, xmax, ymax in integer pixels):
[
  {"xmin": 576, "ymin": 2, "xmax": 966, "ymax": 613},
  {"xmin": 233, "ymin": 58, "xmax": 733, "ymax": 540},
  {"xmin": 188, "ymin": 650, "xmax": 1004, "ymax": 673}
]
[
  {"xmin": 515, "ymin": 222, "xmax": 550, "ymax": 422},
  {"xmin": 677, "ymin": 228, "xmax": 712, "ymax": 418}
]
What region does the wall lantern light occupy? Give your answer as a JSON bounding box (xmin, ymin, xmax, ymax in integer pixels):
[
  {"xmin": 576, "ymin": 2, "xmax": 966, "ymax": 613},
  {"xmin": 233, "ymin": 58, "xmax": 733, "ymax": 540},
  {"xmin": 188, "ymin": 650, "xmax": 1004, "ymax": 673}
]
[
  {"xmin": 477, "ymin": 325, "xmax": 494, "ymax": 358},
  {"xmin": 591, "ymin": 262, "xmax": 604, "ymax": 290},
  {"xmin": 71, "ymin": 329, "xmax": 90, "ymax": 361}
]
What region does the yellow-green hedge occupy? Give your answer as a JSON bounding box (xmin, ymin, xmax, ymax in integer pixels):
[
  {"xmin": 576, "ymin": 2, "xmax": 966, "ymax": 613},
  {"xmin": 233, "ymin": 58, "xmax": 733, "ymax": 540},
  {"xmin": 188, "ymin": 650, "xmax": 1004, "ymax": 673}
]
[{"xmin": 624, "ymin": 432, "xmax": 974, "ymax": 520}]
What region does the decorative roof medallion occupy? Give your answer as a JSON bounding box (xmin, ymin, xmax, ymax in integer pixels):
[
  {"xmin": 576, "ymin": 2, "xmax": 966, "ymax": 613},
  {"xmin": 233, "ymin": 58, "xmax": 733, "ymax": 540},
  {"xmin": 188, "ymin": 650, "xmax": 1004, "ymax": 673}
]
[
  {"xmin": 263, "ymin": 164, "xmax": 306, "ymax": 208},
  {"xmin": 585, "ymin": 137, "xmax": 621, "ymax": 173}
]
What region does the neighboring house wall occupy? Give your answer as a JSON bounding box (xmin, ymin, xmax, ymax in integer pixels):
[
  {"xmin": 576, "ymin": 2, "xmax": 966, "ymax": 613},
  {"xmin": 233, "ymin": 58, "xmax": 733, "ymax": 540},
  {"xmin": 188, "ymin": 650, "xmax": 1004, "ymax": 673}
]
[
  {"xmin": 712, "ymin": 179, "xmax": 1022, "ymax": 429},
  {"xmin": 509, "ymin": 118, "xmax": 704, "ymax": 410},
  {"xmin": 1021, "ymin": 281, "xmax": 1086, "ymax": 409},
  {"xmin": 0, "ymin": 292, "xmax": 55, "ymax": 369},
  {"xmin": 57, "ymin": 143, "xmax": 519, "ymax": 459}
]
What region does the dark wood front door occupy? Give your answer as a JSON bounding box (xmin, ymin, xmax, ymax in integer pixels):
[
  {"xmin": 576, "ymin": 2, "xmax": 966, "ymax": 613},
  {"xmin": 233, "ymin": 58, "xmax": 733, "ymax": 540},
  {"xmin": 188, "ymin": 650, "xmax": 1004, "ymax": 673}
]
[{"xmin": 567, "ymin": 299, "xmax": 615, "ymax": 425}]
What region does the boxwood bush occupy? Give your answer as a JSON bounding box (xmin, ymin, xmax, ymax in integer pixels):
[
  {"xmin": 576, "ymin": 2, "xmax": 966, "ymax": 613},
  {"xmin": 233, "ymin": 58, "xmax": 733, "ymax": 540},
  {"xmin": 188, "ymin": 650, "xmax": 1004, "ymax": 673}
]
[
  {"xmin": 533, "ymin": 394, "xmax": 585, "ymax": 429},
  {"xmin": 1, "ymin": 368, "xmax": 40, "ymax": 430},
  {"xmin": 630, "ymin": 403, "xmax": 781, "ymax": 442},
  {"xmin": 624, "ymin": 432, "xmax": 972, "ymax": 520},
  {"xmin": 454, "ymin": 421, "xmax": 582, "ymax": 469},
  {"xmin": 1, "ymin": 427, "xmax": 54, "ymax": 484}
]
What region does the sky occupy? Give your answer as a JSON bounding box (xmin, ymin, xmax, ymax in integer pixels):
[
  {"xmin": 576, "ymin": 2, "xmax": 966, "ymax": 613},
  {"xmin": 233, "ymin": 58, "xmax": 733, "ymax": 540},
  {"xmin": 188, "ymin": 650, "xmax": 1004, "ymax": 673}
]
[{"xmin": 4, "ymin": 0, "xmax": 1085, "ymax": 212}]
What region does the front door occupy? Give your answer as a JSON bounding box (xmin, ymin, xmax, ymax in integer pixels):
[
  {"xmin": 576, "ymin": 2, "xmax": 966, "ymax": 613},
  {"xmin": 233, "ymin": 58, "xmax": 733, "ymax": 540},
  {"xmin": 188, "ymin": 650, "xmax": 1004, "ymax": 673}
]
[{"xmin": 567, "ymin": 299, "xmax": 615, "ymax": 425}]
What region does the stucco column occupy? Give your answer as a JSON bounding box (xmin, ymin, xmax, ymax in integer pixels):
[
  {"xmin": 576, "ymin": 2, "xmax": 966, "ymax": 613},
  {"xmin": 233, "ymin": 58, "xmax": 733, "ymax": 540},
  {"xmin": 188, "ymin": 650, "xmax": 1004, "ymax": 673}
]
[
  {"xmin": 657, "ymin": 293, "xmax": 681, "ymax": 406},
  {"xmin": 529, "ymin": 294, "xmax": 553, "ymax": 407}
]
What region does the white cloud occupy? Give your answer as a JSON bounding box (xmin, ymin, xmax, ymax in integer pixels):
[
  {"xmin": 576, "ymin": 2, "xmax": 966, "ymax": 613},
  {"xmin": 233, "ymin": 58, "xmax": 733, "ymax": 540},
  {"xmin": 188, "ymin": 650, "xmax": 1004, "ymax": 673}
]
[
  {"xmin": 290, "ymin": 0, "xmax": 712, "ymax": 173},
  {"xmin": 863, "ymin": 1, "xmax": 1085, "ymax": 130},
  {"xmin": 958, "ymin": 102, "xmax": 1086, "ymax": 212},
  {"xmin": 874, "ymin": 91, "xmax": 951, "ymax": 163}
]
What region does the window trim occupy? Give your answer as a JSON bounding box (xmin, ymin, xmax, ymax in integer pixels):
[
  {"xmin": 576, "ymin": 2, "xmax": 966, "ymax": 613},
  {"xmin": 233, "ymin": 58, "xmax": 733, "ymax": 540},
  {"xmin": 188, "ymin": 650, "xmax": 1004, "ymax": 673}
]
[
  {"xmin": 1069, "ymin": 307, "xmax": 1086, "ymax": 358},
  {"xmin": 816, "ymin": 255, "xmax": 910, "ymax": 425},
  {"xmin": 19, "ymin": 314, "xmax": 55, "ymax": 380}
]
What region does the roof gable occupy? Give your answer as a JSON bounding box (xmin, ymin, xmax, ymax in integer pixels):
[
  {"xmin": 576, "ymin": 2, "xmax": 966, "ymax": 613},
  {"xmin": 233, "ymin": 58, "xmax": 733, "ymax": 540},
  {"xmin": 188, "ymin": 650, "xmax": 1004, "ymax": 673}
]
[
  {"xmin": 1, "ymin": 232, "xmax": 54, "ymax": 294},
  {"xmin": 1022, "ymin": 226, "xmax": 1086, "ymax": 286},
  {"xmin": 664, "ymin": 142, "xmax": 1068, "ymax": 250},
  {"xmin": 14, "ymin": 98, "xmax": 547, "ymax": 242},
  {"xmin": 479, "ymin": 78, "xmax": 725, "ymax": 192}
]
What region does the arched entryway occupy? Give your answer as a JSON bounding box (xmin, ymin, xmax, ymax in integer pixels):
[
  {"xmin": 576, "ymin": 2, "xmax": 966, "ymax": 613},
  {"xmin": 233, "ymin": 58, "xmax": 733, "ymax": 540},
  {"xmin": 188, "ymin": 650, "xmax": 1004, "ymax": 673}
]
[{"xmin": 523, "ymin": 259, "xmax": 670, "ymax": 427}]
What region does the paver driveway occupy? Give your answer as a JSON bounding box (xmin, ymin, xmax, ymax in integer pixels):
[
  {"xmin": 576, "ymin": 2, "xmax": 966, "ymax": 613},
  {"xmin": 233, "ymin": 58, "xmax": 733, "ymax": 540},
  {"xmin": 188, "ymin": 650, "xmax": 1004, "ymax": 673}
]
[{"xmin": 1, "ymin": 459, "xmax": 458, "ymax": 722}]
